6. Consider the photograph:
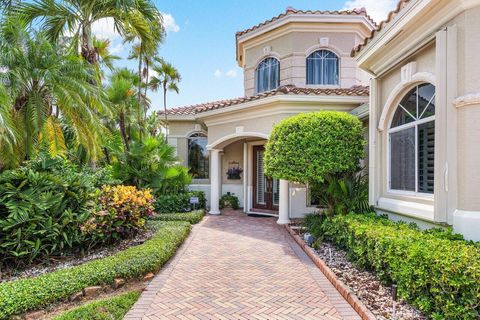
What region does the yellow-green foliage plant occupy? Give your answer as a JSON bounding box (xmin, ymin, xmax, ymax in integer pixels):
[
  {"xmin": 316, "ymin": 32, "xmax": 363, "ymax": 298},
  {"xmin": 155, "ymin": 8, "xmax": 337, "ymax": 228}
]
[{"xmin": 82, "ymin": 185, "xmax": 155, "ymax": 243}]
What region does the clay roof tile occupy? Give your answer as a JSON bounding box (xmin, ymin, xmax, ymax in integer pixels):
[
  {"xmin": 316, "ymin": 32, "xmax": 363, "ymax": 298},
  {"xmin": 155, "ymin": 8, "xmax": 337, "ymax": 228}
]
[{"xmin": 160, "ymin": 85, "xmax": 369, "ymax": 116}]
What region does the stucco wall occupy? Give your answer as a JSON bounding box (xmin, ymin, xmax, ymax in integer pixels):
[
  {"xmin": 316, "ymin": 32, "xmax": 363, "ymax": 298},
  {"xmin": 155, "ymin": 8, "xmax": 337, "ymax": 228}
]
[
  {"xmin": 375, "ymin": 43, "xmax": 436, "ymax": 208},
  {"xmin": 368, "ymin": 4, "xmax": 480, "ymax": 238},
  {"xmin": 242, "ymin": 27, "xmax": 371, "ymax": 97},
  {"xmin": 455, "ymin": 6, "xmax": 480, "ymax": 211}
]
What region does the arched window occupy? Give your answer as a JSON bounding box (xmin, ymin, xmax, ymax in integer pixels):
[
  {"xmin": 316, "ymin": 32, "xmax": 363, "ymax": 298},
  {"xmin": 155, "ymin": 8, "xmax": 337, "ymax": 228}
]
[
  {"xmin": 306, "ymin": 50, "xmax": 339, "ymax": 85},
  {"xmin": 188, "ymin": 133, "xmax": 209, "ymax": 179},
  {"xmin": 389, "ymin": 83, "xmax": 435, "ymax": 194},
  {"xmin": 255, "ymin": 57, "xmax": 279, "ymax": 93}
]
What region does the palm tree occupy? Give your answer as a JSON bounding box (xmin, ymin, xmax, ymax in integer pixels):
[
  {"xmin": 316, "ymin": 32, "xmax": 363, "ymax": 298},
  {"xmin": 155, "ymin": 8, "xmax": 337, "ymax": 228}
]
[
  {"xmin": 0, "ymin": 83, "xmax": 18, "ymax": 169},
  {"xmin": 149, "ymin": 59, "xmax": 181, "ymax": 140},
  {"xmin": 127, "ymin": 30, "xmax": 163, "ymax": 124},
  {"xmin": 92, "ymin": 37, "xmax": 120, "ymax": 81},
  {"xmin": 15, "ymin": 0, "xmax": 162, "ymax": 65},
  {"xmin": 0, "ymin": 19, "xmax": 106, "ymax": 162},
  {"xmin": 105, "ymin": 68, "xmax": 140, "ymax": 153}
]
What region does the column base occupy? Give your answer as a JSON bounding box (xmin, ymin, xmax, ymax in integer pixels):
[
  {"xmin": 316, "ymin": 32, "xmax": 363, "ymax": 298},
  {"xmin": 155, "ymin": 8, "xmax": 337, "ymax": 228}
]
[
  {"xmin": 276, "ymin": 218, "xmax": 291, "ymax": 225},
  {"xmin": 453, "ymin": 209, "xmax": 480, "ymax": 242},
  {"xmin": 208, "ymin": 210, "xmax": 221, "ymax": 215}
]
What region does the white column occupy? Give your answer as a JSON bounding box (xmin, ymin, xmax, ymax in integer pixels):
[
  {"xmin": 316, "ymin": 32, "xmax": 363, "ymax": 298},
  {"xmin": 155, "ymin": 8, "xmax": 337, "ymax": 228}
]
[
  {"xmin": 277, "ymin": 179, "xmax": 290, "ymax": 224},
  {"xmin": 209, "ymin": 149, "xmax": 221, "ymax": 215},
  {"xmin": 243, "ymin": 142, "xmax": 248, "ymax": 212}
]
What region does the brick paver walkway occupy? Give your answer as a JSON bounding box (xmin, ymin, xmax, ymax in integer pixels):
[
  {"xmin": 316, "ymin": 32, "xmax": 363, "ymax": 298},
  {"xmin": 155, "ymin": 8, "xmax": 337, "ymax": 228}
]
[{"xmin": 125, "ymin": 210, "xmax": 360, "ymax": 320}]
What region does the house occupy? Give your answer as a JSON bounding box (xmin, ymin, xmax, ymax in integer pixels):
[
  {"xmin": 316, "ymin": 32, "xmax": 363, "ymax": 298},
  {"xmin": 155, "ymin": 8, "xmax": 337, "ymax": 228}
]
[
  {"xmin": 353, "ymin": 0, "xmax": 480, "ymax": 241},
  {"xmin": 161, "ymin": 8, "xmax": 375, "ymax": 224}
]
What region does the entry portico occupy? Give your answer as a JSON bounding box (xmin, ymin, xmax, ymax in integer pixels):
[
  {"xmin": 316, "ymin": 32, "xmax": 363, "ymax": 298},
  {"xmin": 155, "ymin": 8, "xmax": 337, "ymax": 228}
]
[
  {"xmin": 206, "ymin": 131, "xmax": 290, "ymax": 224},
  {"xmin": 164, "ymin": 85, "xmax": 369, "ymax": 222},
  {"xmin": 161, "ymin": 7, "xmax": 375, "ymax": 221}
]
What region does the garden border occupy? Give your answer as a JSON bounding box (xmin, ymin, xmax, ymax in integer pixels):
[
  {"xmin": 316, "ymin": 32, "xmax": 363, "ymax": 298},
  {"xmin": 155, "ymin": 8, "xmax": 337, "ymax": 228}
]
[
  {"xmin": 285, "ymin": 224, "xmax": 376, "ymax": 320},
  {"xmin": 124, "ymin": 215, "xmax": 206, "ymax": 319}
]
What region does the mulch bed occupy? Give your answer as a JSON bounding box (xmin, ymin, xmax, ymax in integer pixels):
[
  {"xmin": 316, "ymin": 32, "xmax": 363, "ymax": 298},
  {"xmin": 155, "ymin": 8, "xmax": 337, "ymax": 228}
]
[
  {"xmin": 0, "ymin": 227, "xmax": 157, "ymax": 283},
  {"xmin": 295, "ymin": 227, "xmax": 426, "ymax": 320}
]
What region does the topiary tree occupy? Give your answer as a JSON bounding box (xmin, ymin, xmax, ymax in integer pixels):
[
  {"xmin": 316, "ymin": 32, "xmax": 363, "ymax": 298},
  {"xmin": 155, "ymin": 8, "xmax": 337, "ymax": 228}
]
[{"xmin": 264, "ymin": 111, "xmax": 365, "ymax": 184}]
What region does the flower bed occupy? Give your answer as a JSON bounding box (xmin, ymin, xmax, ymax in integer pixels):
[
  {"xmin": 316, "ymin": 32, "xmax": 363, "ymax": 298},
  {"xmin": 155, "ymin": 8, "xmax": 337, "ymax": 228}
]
[
  {"xmin": 150, "ymin": 210, "xmax": 205, "ymax": 224},
  {"xmin": 0, "ymin": 221, "xmax": 191, "ymax": 319},
  {"xmin": 52, "ymin": 290, "xmax": 140, "ymax": 320},
  {"xmin": 304, "ymin": 213, "xmax": 480, "ymax": 319}
]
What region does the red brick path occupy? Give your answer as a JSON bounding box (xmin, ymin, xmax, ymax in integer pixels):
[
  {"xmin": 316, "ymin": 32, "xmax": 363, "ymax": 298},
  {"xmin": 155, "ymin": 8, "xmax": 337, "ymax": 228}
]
[{"xmin": 125, "ymin": 210, "xmax": 360, "ymax": 320}]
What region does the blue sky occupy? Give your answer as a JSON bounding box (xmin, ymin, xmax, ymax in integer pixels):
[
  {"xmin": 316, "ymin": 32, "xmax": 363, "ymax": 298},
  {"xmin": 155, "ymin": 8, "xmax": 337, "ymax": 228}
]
[{"xmin": 95, "ymin": 0, "xmax": 396, "ymax": 111}]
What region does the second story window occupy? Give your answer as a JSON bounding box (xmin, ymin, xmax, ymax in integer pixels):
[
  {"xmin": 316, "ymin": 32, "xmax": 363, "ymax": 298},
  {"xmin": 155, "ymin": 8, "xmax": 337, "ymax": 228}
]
[
  {"xmin": 255, "ymin": 57, "xmax": 279, "ymax": 93},
  {"xmin": 306, "ymin": 50, "xmax": 339, "ymax": 85}
]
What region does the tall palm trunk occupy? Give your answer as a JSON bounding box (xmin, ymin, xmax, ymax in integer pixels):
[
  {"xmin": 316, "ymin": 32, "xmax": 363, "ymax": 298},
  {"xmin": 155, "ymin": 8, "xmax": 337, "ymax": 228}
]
[
  {"xmin": 119, "ymin": 112, "xmax": 129, "ymax": 152},
  {"xmin": 144, "ymin": 59, "xmax": 149, "ymax": 119},
  {"xmin": 137, "ymin": 50, "xmax": 144, "ymax": 139},
  {"xmin": 81, "ymin": 24, "xmax": 96, "ymax": 64},
  {"xmin": 163, "ymin": 82, "xmax": 168, "ymax": 142}
]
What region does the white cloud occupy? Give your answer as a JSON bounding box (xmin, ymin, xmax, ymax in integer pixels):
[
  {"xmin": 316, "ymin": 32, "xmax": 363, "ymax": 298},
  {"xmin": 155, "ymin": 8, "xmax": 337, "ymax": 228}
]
[
  {"xmin": 225, "ymin": 69, "xmax": 238, "ymax": 78},
  {"xmin": 91, "ymin": 18, "xmax": 120, "ymax": 40},
  {"xmin": 109, "ymin": 42, "xmax": 124, "ymax": 54},
  {"xmin": 343, "ymin": 0, "xmax": 397, "ymax": 23},
  {"xmin": 214, "ymin": 69, "xmax": 223, "ymax": 78},
  {"xmin": 161, "ymin": 12, "xmax": 180, "ymax": 33}
]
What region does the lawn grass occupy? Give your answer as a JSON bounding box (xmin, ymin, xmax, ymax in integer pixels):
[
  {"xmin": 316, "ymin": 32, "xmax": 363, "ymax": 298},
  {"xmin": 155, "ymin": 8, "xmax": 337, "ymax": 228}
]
[{"xmin": 52, "ymin": 291, "xmax": 140, "ymax": 320}]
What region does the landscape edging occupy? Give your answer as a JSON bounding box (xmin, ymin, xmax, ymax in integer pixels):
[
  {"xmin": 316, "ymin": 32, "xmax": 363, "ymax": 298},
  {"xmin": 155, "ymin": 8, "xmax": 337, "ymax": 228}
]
[{"xmin": 285, "ymin": 224, "xmax": 376, "ymax": 320}]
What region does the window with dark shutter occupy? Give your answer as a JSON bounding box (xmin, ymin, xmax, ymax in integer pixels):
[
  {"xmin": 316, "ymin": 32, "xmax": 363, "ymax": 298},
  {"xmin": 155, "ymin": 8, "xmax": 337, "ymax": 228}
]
[{"xmin": 389, "ymin": 83, "xmax": 435, "ymax": 194}]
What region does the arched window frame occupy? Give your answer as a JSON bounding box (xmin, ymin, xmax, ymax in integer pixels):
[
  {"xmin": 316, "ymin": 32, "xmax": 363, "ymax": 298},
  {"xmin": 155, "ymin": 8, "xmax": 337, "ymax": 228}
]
[
  {"xmin": 387, "ymin": 83, "xmax": 436, "ymax": 196},
  {"xmin": 306, "ymin": 49, "xmax": 339, "ymax": 85},
  {"xmin": 255, "ymin": 57, "xmax": 280, "ymax": 94},
  {"xmin": 187, "ymin": 132, "xmax": 209, "ymax": 180}
]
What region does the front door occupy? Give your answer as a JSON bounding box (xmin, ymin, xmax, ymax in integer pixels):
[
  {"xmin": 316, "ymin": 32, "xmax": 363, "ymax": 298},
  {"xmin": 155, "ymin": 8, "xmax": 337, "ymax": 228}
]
[{"xmin": 253, "ymin": 146, "xmax": 279, "ymax": 212}]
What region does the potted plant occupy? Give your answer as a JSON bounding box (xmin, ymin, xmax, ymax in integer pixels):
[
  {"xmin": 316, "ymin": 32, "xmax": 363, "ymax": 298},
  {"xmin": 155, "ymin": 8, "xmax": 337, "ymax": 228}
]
[{"xmin": 226, "ymin": 166, "xmax": 243, "ymax": 180}]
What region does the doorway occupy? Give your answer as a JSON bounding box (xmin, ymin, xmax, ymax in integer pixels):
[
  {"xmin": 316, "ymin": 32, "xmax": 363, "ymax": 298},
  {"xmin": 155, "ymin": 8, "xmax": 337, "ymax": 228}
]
[{"xmin": 252, "ymin": 146, "xmax": 279, "ymax": 212}]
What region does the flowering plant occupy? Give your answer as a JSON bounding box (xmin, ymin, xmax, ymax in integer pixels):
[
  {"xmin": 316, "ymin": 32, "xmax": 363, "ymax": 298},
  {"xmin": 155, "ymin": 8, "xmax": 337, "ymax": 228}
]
[
  {"xmin": 226, "ymin": 167, "xmax": 243, "ymax": 180},
  {"xmin": 81, "ymin": 185, "xmax": 155, "ymax": 243}
]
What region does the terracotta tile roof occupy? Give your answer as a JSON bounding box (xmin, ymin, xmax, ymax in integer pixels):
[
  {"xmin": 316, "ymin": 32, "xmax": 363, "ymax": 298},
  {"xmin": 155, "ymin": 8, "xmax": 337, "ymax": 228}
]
[
  {"xmin": 160, "ymin": 85, "xmax": 369, "ymax": 116},
  {"xmin": 351, "ymin": 0, "xmax": 412, "ymax": 57},
  {"xmin": 236, "ymin": 7, "xmax": 376, "ymax": 38}
]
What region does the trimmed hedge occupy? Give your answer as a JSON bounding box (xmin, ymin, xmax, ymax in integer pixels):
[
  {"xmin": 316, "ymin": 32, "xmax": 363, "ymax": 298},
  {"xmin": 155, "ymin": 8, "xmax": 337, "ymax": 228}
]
[
  {"xmin": 0, "ymin": 221, "xmax": 191, "ymax": 319},
  {"xmin": 53, "ymin": 290, "xmax": 140, "ymax": 320},
  {"xmin": 310, "ymin": 213, "xmax": 480, "ymax": 319},
  {"xmin": 265, "ymin": 111, "xmax": 365, "ymax": 184},
  {"xmin": 150, "ymin": 210, "xmax": 205, "ymax": 225},
  {"xmin": 154, "ymin": 191, "xmax": 206, "ymax": 213}
]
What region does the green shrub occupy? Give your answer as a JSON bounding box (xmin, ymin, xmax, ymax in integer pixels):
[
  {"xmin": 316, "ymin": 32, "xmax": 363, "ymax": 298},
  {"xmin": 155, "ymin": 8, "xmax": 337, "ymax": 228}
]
[
  {"xmin": 112, "ymin": 136, "xmax": 191, "ymax": 194},
  {"xmin": 310, "ymin": 172, "xmax": 370, "ymax": 215},
  {"xmin": 151, "ymin": 210, "xmax": 205, "ymax": 224},
  {"xmin": 0, "ymin": 160, "xmax": 98, "ymax": 266},
  {"xmin": 0, "ymin": 221, "xmax": 191, "ymax": 319},
  {"xmin": 264, "ymin": 111, "xmax": 365, "ymax": 184},
  {"xmin": 154, "ymin": 191, "xmax": 206, "ymax": 213},
  {"xmin": 219, "ymin": 194, "xmax": 240, "ymax": 210},
  {"xmin": 308, "ymin": 213, "xmax": 480, "ymax": 319},
  {"xmin": 81, "ymin": 186, "xmax": 155, "ymax": 245},
  {"xmin": 53, "ymin": 290, "xmax": 140, "ymax": 320}
]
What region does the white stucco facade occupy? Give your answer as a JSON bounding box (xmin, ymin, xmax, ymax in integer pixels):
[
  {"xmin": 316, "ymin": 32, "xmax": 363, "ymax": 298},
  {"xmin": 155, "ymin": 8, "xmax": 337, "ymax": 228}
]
[
  {"xmin": 354, "ymin": 0, "xmax": 480, "ymax": 241},
  {"xmin": 163, "ymin": 9, "xmax": 373, "ymax": 223}
]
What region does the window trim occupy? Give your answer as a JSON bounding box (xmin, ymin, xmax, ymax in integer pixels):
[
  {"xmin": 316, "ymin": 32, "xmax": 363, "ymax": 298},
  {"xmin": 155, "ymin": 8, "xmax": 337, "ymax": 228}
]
[
  {"xmin": 386, "ymin": 83, "xmax": 436, "ymax": 198},
  {"xmin": 254, "ymin": 57, "xmax": 280, "ymax": 94},
  {"xmin": 305, "ymin": 49, "xmax": 340, "ymax": 86}
]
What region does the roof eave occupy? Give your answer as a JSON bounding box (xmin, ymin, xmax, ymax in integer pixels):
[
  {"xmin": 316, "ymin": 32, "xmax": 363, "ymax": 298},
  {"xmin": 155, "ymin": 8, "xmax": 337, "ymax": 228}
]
[{"xmin": 195, "ymin": 94, "xmax": 369, "ymax": 119}]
